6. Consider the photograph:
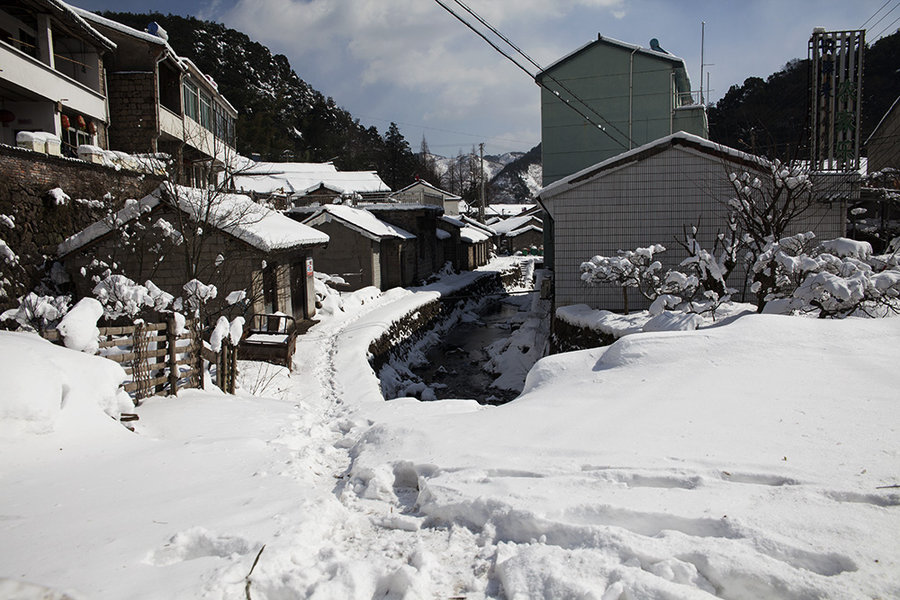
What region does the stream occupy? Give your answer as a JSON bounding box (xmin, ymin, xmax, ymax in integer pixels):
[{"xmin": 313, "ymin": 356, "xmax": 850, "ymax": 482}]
[{"xmin": 410, "ymin": 298, "xmax": 524, "ymax": 404}]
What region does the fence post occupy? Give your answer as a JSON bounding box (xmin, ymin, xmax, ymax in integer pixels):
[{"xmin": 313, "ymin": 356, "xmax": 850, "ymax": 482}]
[
  {"xmin": 194, "ymin": 320, "xmax": 204, "ymax": 390},
  {"xmin": 166, "ymin": 313, "xmax": 178, "ymax": 395},
  {"xmin": 229, "ymin": 340, "xmax": 238, "ymax": 394}
]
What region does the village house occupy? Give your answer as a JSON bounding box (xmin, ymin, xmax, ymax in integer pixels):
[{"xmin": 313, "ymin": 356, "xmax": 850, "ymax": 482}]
[
  {"xmin": 436, "ymin": 215, "xmax": 492, "ymax": 271},
  {"xmin": 0, "ymin": 0, "xmax": 115, "ymax": 153},
  {"xmin": 294, "ymin": 204, "xmax": 416, "ymax": 292},
  {"xmin": 536, "ymin": 132, "xmax": 849, "ymax": 313},
  {"xmin": 57, "ymin": 184, "xmax": 329, "ymax": 323},
  {"xmin": 391, "ymin": 179, "xmax": 463, "ymax": 216},
  {"xmin": 71, "ymin": 7, "xmax": 238, "ymax": 187},
  {"xmin": 229, "ymin": 159, "xmax": 391, "ymax": 209},
  {"xmin": 489, "ymin": 213, "xmax": 544, "ymax": 255}
]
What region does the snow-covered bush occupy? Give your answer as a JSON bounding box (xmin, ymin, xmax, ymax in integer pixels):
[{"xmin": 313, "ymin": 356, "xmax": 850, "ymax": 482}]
[
  {"xmin": 580, "ymin": 244, "xmax": 666, "ymax": 314},
  {"xmin": 92, "ymin": 275, "xmax": 173, "ymax": 319},
  {"xmin": 0, "ymin": 292, "xmax": 71, "ymax": 332},
  {"xmin": 752, "ymin": 235, "xmax": 900, "ymax": 318},
  {"xmin": 181, "ymin": 279, "xmax": 218, "ymax": 316},
  {"xmin": 57, "ymin": 297, "xmax": 103, "ymax": 353}
]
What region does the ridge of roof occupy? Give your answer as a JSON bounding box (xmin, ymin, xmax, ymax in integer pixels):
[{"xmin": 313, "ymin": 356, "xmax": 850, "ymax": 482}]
[
  {"xmin": 538, "ymin": 132, "xmax": 768, "ymax": 200},
  {"xmin": 537, "ymin": 34, "xmax": 685, "ymax": 80}
]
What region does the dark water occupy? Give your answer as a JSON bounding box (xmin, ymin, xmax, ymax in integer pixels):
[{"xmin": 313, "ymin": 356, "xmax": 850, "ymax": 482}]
[{"xmin": 409, "ymin": 299, "xmax": 522, "ymax": 405}]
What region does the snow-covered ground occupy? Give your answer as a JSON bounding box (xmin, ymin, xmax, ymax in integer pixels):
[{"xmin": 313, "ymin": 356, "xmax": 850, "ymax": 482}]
[{"xmin": 2, "ymin": 258, "xmax": 899, "ymax": 599}]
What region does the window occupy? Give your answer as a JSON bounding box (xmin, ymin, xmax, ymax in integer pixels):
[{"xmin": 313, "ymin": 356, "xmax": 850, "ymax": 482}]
[
  {"xmin": 199, "ymin": 91, "xmax": 212, "ymax": 129},
  {"xmin": 182, "ymin": 81, "xmax": 199, "ymax": 120}
]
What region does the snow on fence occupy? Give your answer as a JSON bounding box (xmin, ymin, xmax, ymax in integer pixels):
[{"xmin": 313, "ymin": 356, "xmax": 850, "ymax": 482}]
[{"xmin": 42, "ymin": 316, "xmax": 236, "ymax": 400}]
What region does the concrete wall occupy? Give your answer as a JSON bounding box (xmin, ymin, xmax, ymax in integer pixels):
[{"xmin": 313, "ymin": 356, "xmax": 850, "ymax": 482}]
[
  {"xmin": 309, "ymin": 221, "xmax": 378, "ymax": 291},
  {"xmin": 547, "ymin": 146, "xmax": 847, "ymax": 312}
]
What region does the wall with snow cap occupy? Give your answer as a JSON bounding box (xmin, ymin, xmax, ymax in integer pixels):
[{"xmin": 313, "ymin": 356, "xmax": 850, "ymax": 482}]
[{"xmin": 0, "ymin": 145, "xmax": 165, "ymax": 310}]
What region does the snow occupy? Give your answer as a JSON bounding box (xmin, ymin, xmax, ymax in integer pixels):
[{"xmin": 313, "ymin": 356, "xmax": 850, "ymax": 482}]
[
  {"xmin": 231, "ymin": 158, "xmax": 389, "ymax": 196},
  {"xmin": 304, "ymin": 204, "xmax": 416, "ymax": 240},
  {"xmin": 1, "ymin": 258, "xmax": 899, "ymax": 599},
  {"xmin": 58, "ymin": 185, "xmax": 329, "ymax": 257},
  {"xmin": 47, "ymin": 187, "xmax": 70, "ymax": 206},
  {"xmin": 490, "ymin": 214, "xmax": 542, "ymax": 235},
  {"xmin": 56, "ymin": 297, "xmax": 103, "ymax": 353}
]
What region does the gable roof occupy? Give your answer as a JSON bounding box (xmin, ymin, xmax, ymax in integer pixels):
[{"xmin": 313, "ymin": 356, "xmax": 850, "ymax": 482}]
[
  {"xmin": 58, "ymin": 184, "xmax": 328, "ymax": 257},
  {"xmin": 537, "ymin": 34, "xmax": 686, "ymax": 81},
  {"xmin": 231, "ymin": 160, "xmax": 389, "ymax": 196},
  {"xmin": 491, "ymin": 214, "xmax": 543, "ymax": 235},
  {"xmin": 538, "ymin": 131, "xmax": 769, "ymax": 201},
  {"xmin": 391, "ymin": 179, "xmax": 461, "ymax": 201},
  {"xmin": 46, "ymin": 0, "xmax": 116, "ymax": 52},
  {"xmin": 302, "ymin": 205, "xmax": 415, "ymax": 242}
]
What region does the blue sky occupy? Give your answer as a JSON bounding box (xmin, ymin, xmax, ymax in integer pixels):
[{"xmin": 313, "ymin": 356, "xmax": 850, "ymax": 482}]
[{"xmin": 73, "ymin": 0, "xmax": 897, "ymax": 156}]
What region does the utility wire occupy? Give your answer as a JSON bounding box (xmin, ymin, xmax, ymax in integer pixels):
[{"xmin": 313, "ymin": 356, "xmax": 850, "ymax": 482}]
[
  {"xmin": 432, "ymin": 0, "xmax": 630, "ymax": 150},
  {"xmin": 871, "ymin": 9, "xmax": 900, "ymax": 37},
  {"xmin": 449, "ymin": 0, "xmax": 634, "ymax": 149},
  {"xmin": 867, "ymin": 1, "xmax": 900, "ymax": 33},
  {"xmin": 860, "ymin": 0, "xmax": 893, "ymax": 28}
]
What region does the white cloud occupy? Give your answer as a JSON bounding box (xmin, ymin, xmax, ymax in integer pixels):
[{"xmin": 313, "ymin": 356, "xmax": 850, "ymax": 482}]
[{"xmin": 222, "ymin": 0, "xmax": 627, "ymax": 152}]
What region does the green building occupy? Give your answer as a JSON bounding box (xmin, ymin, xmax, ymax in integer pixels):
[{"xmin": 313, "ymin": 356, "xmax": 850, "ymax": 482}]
[
  {"xmin": 536, "ymin": 34, "xmax": 708, "ymax": 269},
  {"xmin": 537, "ymin": 34, "xmax": 708, "ymax": 186}
]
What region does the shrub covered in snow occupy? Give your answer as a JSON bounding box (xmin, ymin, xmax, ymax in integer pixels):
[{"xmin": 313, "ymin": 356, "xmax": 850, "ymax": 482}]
[
  {"xmin": 0, "ymin": 292, "xmax": 70, "ymax": 332},
  {"xmin": 752, "ymin": 234, "xmax": 900, "ymax": 317}
]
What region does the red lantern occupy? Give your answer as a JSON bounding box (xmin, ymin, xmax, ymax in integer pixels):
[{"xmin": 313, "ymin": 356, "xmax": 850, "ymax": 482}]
[
  {"xmin": 60, "ymin": 114, "xmax": 70, "ymax": 129},
  {"xmin": 76, "ymin": 115, "xmax": 86, "ymax": 129},
  {"xmin": 0, "ymin": 109, "xmax": 14, "ymax": 125},
  {"xmin": 87, "ymin": 121, "xmax": 96, "ymax": 135}
]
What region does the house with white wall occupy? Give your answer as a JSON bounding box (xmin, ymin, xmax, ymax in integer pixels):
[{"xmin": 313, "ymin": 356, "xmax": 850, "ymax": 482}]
[
  {"xmin": 537, "ymin": 132, "xmax": 848, "ymax": 313},
  {"xmin": 0, "ymin": 0, "xmax": 115, "ymax": 153},
  {"xmin": 72, "ymin": 7, "xmax": 238, "ymax": 187}
]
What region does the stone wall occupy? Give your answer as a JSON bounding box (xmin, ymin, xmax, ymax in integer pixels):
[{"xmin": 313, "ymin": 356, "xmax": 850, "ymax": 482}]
[
  {"xmin": 0, "ymin": 144, "xmax": 165, "ymax": 308},
  {"xmin": 549, "ymin": 315, "xmax": 619, "ymax": 354},
  {"xmin": 107, "ymin": 72, "xmax": 160, "ymax": 154}
]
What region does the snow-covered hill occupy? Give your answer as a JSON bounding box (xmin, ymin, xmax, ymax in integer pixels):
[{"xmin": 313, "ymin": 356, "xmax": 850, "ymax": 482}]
[{"xmin": 428, "ymin": 144, "xmax": 542, "ymax": 204}]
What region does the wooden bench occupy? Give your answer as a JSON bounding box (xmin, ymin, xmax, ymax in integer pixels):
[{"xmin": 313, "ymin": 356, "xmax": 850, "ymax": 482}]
[{"xmin": 238, "ymin": 313, "xmax": 298, "ymax": 370}]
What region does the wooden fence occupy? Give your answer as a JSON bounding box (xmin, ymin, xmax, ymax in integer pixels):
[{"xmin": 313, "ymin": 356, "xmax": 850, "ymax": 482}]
[{"xmin": 43, "ymin": 316, "xmax": 236, "ymax": 401}]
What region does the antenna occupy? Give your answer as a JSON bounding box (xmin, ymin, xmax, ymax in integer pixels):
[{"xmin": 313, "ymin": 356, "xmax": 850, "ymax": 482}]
[{"xmin": 700, "ymin": 21, "xmax": 714, "ymax": 105}]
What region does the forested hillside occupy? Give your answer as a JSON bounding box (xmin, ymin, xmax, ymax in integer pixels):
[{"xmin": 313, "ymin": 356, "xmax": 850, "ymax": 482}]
[{"xmin": 708, "ymin": 30, "xmax": 900, "ymax": 160}]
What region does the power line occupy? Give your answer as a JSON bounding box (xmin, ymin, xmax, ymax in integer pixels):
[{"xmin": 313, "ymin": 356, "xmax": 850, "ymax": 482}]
[
  {"xmin": 860, "ymin": 0, "xmax": 893, "ymax": 28},
  {"xmin": 867, "ymin": 1, "xmax": 900, "ymax": 32},
  {"xmin": 431, "ymin": 0, "xmax": 631, "ymax": 150},
  {"xmin": 449, "ymin": 0, "xmax": 634, "ymax": 149},
  {"xmin": 871, "ymin": 12, "xmax": 900, "ymax": 38}
]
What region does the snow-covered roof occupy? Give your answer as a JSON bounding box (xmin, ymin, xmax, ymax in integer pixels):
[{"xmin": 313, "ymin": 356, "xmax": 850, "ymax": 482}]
[
  {"xmin": 436, "ymin": 228, "xmax": 451, "ymax": 241},
  {"xmin": 460, "ymin": 215, "xmax": 498, "ymax": 236},
  {"xmin": 232, "ymin": 160, "xmax": 389, "ymax": 196},
  {"xmin": 50, "ymin": 1, "xmax": 116, "ymax": 52},
  {"xmin": 505, "ymin": 224, "xmax": 543, "ymax": 238},
  {"xmin": 58, "ymin": 184, "xmax": 328, "ymax": 257},
  {"xmin": 68, "ymin": 4, "xmax": 160, "ymax": 49},
  {"xmin": 538, "ymin": 131, "xmax": 769, "ymax": 201},
  {"xmin": 485, "ymin": 204, "xmax": 538, "ymax": 217},
  {"xmin": 302, "ymin": 205, "xmax": 415, "ymax": 241},
  {"xmin": 490, "ymin": 214, "xmax": 543, "ymax": 235},
  {"xmin": 460, "ymin": 226, "xmax": 490, "ymax": 244}
]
